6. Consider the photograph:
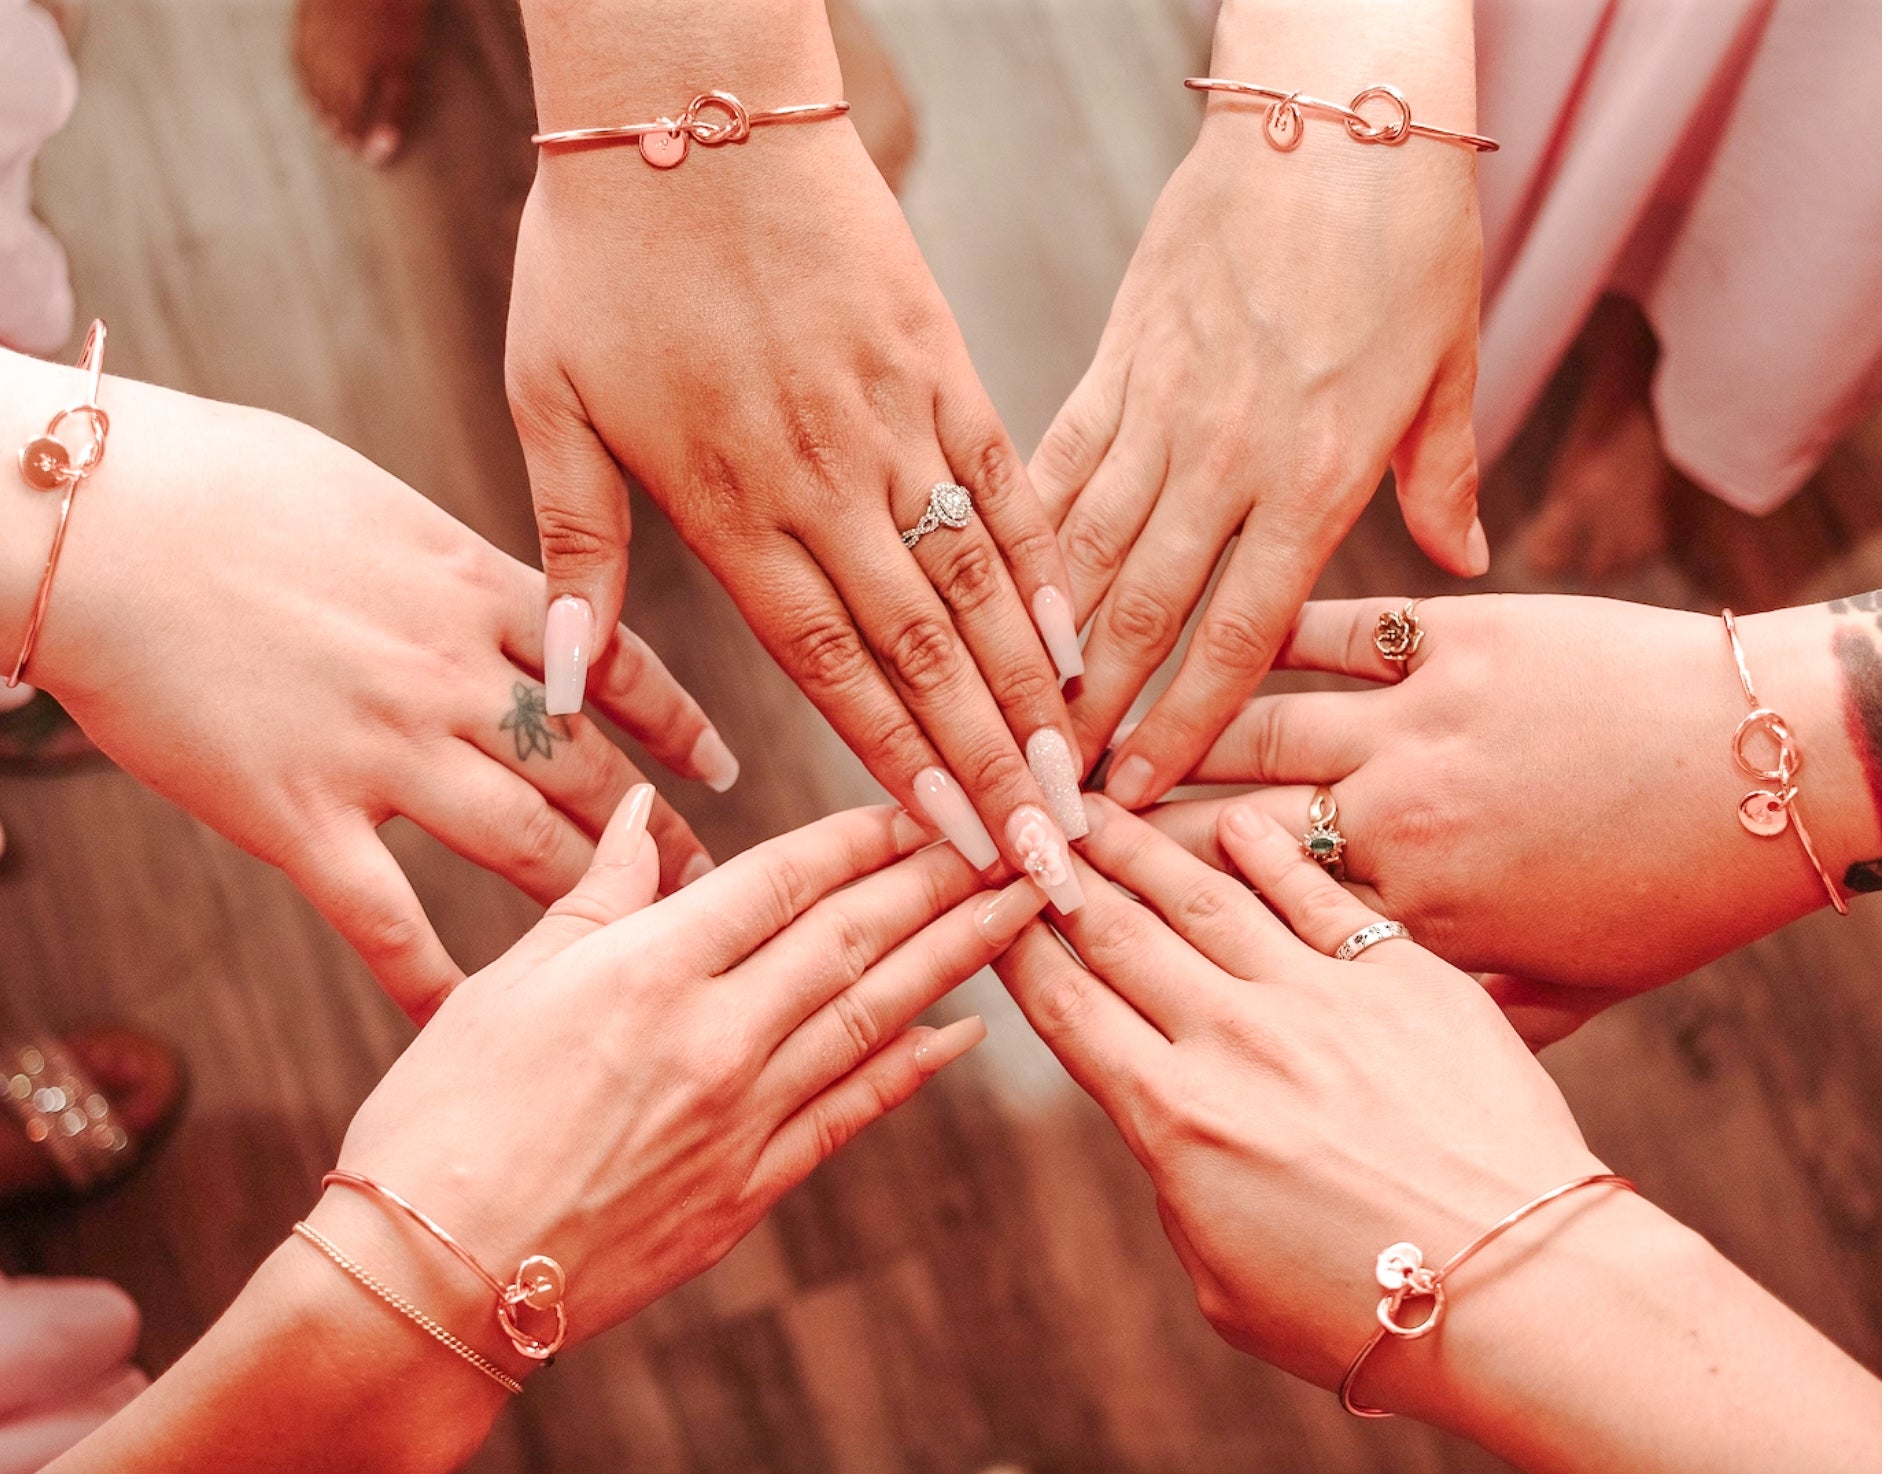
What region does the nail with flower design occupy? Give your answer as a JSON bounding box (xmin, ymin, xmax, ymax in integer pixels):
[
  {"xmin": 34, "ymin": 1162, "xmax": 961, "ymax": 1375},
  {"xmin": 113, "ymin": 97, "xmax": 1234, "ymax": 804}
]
[{"xmin": 1005, "ymin": 805, "xmax": 1085, "ymax": 914}]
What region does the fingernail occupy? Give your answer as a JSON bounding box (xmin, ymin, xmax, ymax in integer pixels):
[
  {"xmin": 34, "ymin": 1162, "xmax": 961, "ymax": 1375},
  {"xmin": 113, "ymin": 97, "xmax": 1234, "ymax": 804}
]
[
  {"xmin": 1219, "ymin": 799, "xmax": 1260, "ymax": 840},
  {"xmin": 974, "ymin": 878, "xmax": 1047, "ymax": 946},
  {"xmin": 361, "ymin": 125, "xmax": 401, "ymax": 167},
  {"xmin": 597, "ymin": 783, "xmax": 655, "ymax": 865},
  {"xmin": 1006, "ymin": 805, "xmax": 1085, "ymax": 914},
  {"xmin": 1031, "ymin": 585, "xmax": 1085, "ymax": 683},
  {"xmin": 1080, "ymin": 792, "xmax": 1107, "ymax": 835},
  {"xmin": 891, "ymin": 809, "xmax": 933, "ymax": 854},
  {"xmin": 1105, "ymin": 754, "xmax": 1157, "ymax": 810},
  {"xmin": 913, "ymin": 1015, "xmax": 988, "ymax": 1074},
  {"xmin": 689, "ymin": 727, "xmax": 741, "ymax": 793},
  {"xmin": 1025, "ymin": 728, "xmax": 1089, "ymax": 841},
  {"xmin": 678, "ymin": 852, "xmax": 714, "ymax": 887},
  {"xmin": 911, "ymin": 768, "xmax": 999, "ymax": 870},
  {"xmin": 1465, "ymin": 517, "xmax": 1490, "ymax": 576},
  {"xmin": 543, "ymin": 596, "xmax": 593, "ymax": 717}
]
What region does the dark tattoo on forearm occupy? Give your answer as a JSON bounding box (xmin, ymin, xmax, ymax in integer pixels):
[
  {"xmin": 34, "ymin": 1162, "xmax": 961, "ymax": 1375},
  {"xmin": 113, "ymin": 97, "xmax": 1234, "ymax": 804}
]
[
  {"xmin": 499, "ymin": 682, "xmax": 570, "ymax": 762},
  {"xmin": 1829, "ymin": 590, "xmax": 1882, "ymax": 890}
]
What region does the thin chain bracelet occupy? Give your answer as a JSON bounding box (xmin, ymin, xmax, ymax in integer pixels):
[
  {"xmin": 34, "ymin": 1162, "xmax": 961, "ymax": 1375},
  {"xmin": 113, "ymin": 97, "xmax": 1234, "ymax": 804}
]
[
  {"xmin": 1720, "ymin": 610, "xmax": 1847, "ymax": 915},
  {"xmin": 1338, "ymin": 1173, "xmax": 1636, "ymax": 1418},
  {"xmin": 292, "ymin": 1222, "xmax": 525, "ymax": 1395},
  {"xmin": 532, "ymin": 90, "xmax": 849, "ymax": 169},
  {"xmin": 1185, "ymin": 78, "xmax": 1497, "ymax": 154}
]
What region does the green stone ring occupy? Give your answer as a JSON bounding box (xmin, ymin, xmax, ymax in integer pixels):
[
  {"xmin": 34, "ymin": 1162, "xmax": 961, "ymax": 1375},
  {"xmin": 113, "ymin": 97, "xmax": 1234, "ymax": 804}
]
[{"xmin": 1302, "ymin": 785, "xmax": 1347, "ymax": 878}]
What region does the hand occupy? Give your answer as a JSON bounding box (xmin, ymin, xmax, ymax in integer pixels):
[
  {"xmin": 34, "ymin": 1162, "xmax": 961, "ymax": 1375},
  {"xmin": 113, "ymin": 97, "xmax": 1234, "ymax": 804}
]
[
  {"xmin": 505, "ymin": 6, "xmax": 1087, "ymax": 885},
  {"xmin": 18, "ymin": 370, "xmax": 726, "ymax": 1020},
  {"xmin": 322, "ymin": 793, "xmax": 1043, "ymax": 1347},
  {"xmin": 1032, "ymin": 0, "xmax": 1488, "ymax": 808},
  {"xmin": 996, "ymin": 796, "xmax": 1600, "ymax": 1392},
  {"xmin": 1141, "ymin": 596, "xmax": 1876, "ymax": 1044}
]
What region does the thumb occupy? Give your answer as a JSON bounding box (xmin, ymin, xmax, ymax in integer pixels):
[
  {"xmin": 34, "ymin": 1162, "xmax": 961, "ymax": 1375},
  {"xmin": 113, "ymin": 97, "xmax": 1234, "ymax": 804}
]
[
  {"xmin": 1392, "ymin": 353, "xmax": 1488, "ymax": 579},
  {"xmin": 511, "ymin": 372, "xmax": 635, "ymax": 716},
  {"xmin": 513, "ymin": 785, "xmax": 661, "ymax": 967}
]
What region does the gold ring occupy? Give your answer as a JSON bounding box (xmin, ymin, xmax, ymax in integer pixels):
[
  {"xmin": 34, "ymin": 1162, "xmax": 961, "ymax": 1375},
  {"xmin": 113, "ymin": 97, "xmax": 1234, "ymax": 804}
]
[
  {"xmin": 1372, "ymin": 599, "xmax": 1424, "ymax": 670},
  {"xmin": 1302, "ymin": 785, "xmax": 1346, "ymax": 879}
]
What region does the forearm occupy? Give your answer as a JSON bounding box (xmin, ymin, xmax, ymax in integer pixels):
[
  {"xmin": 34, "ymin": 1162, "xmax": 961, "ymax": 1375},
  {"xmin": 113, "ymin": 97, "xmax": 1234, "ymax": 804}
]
[
  {"xmin": 45, "ymin": 1190, "xmax": 515, "ymax": 1474},
  {"xmin": 1370, "ymin": 1189, "xmax": 1882, "ymax": 1473}
]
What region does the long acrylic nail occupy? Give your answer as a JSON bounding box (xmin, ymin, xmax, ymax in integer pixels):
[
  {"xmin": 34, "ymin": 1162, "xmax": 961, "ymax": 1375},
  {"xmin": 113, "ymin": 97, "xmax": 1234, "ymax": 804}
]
[
  {"xmin": 891, "ymin": 809, "xmax": 933, "ymax": 854},
  {"xmin": 689, "ymin": 727, "xmax": 741, "ymax": 794},
  {"xmin": 974, "ymin": 878, "xmax": 1048, "ymax": 946},
  {"xmin": 1026, "ymin": 728, "xmax": 1089, "ymax": 840},
  {"xmin": 1031, "ymin": 585, "xmax": 1085, "ymax": 683},
  {"xmin": 1005, "ymin": 805, "xmax": 1085, "ymax": 914},
  {"xmin": 913, "ymin": 1015, "xmax": 988, "ymax": 1075},
  {"xmin": 596, "ymin": 783, "xmax": 655, "ymax": 865},
  {"xmin": 543, "ymin": 595, "xmax": 593, "ymax": 717},
  {"xmin": 1105, "ymin": 753, "xmax": 1157, "ymax": 810},
  {"xmin": 1465, "ymin": 517, "xmax": 1491, "ymax": 576},
  {"xmin": 911, "ymin": 768, "xmax": 999, "ymax": 870}
]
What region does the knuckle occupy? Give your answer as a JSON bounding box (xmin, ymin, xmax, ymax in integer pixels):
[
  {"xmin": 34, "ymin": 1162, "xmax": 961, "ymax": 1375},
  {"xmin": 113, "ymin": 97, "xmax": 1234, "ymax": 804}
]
[
  {"xmin": 1196, "ymin": 610, "xmax": 1277, "ymax": 678},
  {"xmin": 1062, "ymin": 516, "xmax": 1127, "ymax": 584},
  {"xmin": 998, "ymin": 521, "xmax": 1063, "ymax": 576},
  {"xmin": 830, "ymin": 988, "xmax": 885, "ymax": 1060},
  {"xmin": 1033, "ymin": 405, "xmax": 1105, "ymax": 492},
  {"xmin": 1294, "ymin": 882, "xmax": 1356, "ymax": 940},
  {"xmin": 959, "ymin": 434, "xmax": 1025, "ymax": 509},
  {"xmin": 1169, "ymin": 874, "xmax": 1239, "ymax": 933},
  {"xmin": 1103, "ymin": 583, "xmax": 1184, "ymax": 655},
  {"xmin": 951, "ymin": 740, "xmax": 1030, "ymax": 804},
  {"xmin": 786, "ymin": 615, "xmax": 872, "ymax": 695},
  {"xmin": 880, "ymin": 614, "xmax": 962, "ymax": 697},
  {"xmin": 534, "ymin": 501, "xmax": 617, "ymax": 569},
  {"xmin": 989, "ymin": 658, "xmax": 1058, "ymax": 718},
  {"xmin": 355, "ymin": 905, "xmax": 430, "ymax": 968},
  {"xmin": 826, "ymin": 908, "xmax": 879, "ymax": 989},
  {"xmin": 929, "ymin": 540, "xmax": 1002, "ymax": 617},
  {"xmin": 757, "ymin": 853, "xmax": 815, "ymax": 935},
  {"xmin": 1038, "ymin": 971, "xmax": 1094, "ymax": 1034},
  {"xmin": 1081, "ymin": 908, "xmax": 1147, "ymax": 964},
  {"xmin": 513, "ymin": 801, "xmax": 567, "ymax": 874}
]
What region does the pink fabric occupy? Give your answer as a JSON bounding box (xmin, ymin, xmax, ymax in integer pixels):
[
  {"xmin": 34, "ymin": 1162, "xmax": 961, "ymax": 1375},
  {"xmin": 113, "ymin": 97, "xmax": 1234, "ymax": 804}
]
[
  {"xmin": 1476, "ymin": 0, "xmax": 1882, "ymax": 513},
  {"xmin": 0, "ymin": 1274, "xmax": 146, "ymax": 1473},
  {"xmin": 0, "ymin": 0, "xmax": 77, "ymax": 355}
]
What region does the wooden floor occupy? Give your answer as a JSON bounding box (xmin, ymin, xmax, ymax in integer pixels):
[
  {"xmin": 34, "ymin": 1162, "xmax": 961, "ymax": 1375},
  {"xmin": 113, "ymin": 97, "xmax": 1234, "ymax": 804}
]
[{"xmin": 5, "ymin": 2, "xmax": 1882, "ymax": 1470}]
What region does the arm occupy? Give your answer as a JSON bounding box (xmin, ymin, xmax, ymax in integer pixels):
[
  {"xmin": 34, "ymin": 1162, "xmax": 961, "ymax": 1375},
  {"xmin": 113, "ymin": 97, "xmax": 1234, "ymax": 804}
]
[
  {"xmin": 1034, "ymin": 0, "xmax": 1488, "ymax": 805},
  {"xmin": 996, "ymin": 798, "xmax": 1882, "ymax": 1473},
  {"xmin": 0, "ymin": 345, "xmax": 724, "ymax": 1013},
  {"xmin": 506, "ymin": 0, "xmax": 1089, "ymax": 888}
]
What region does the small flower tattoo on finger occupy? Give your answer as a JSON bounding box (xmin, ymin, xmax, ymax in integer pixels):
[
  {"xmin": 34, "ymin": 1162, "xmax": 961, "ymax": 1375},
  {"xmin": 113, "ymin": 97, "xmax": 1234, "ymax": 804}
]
[{"xmin": 499, "ymin": 682, "xmax": 571, "ymax": 762}]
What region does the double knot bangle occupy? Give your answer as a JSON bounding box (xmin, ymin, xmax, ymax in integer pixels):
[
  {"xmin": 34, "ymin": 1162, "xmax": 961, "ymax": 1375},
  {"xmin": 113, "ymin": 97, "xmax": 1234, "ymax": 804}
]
[
  {"xmin": 9, "ymin": 320, "xmax": 110, "ymax": 689},
  {"xmin": 292, "ymin": 1169, "xmax": 571, "ymax": 1396},
  {"xmin": 1720, "ymin": 610, "xmax": 1847, "ymax": 915},
  {"xmin": 1185, "ymin": 77, "xmax": 1497, "ymax": 154},
  {"xmin": 532, "ymin": 90, "xmax": 849, "ymax": 169},
  {"xmin": 1338, "ymin": 1173, "xmax": 1636, "ymax": 1418}
]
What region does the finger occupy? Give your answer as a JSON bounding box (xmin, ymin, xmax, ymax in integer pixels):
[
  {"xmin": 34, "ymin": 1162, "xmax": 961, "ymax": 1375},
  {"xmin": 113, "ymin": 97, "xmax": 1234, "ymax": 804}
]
[
  {"xmin": 282, "ymin": 823, "xmax": 461, "ymax": 1024},
  {"xmin": 812, "ymin": 520, "xmax": 1077, "ymax": 897},
  {"xmin": 631, "ymin": 805, "xmax": 933, "ymax": 977},
  {"xmin": 1101, "ymin": 509, "xmax": 1328, "ymax": 810},
  {"xmin": 748, "ymin": 1015, "xmax": 988, "ymax": 1205},
  {"xmin": 504, "ymin": 785, "xmax": 660, "ymax": 969},
  {"xmin": 1188, "ymin": 691, "xmax": 1379, "ymax": 787},
  {"xmin": 728, "ymin": 841, "xmax": 989, "ymax": 1036},
  {"xmin": 1480, "ymin": 974, "xmax": 1623, "ymax": 1052},
  {"xmin": 1027, "ymin": 354, "xmax": 1126, "ymax": 526},
  {"xmin": 1273, "ymin": 597, "xmax": 1438, "ymax": 683},
  {"xmin": 1144, "ymin": 796, "xmax": 1390, "ymax": 912},
  {"xmin": 1393, "ymin": 353, "xmax": 1488, "ymax": 579},
  {"xmin": 895, "ymin": 468, "xmax": 1082, "ymax": 823},
  {"xmin": 1073, "ymin": 478, "xmax": 1243, "ymax": 790},
  {"xmin": 761, "ymin": 876, "xmax": 1046, "ymax": 1106},
  {"xmin": 1050, "ymin": 425, "xmax": 1170, "ymax": 629},
  {"xmin": 507, "ymin": 361, "xmax": 633, "ymax": 708},
  {"xmin": 993, "ymin": 919, "xmax": 1167, "ymax": 1144},
  {"xmin": 403, "ymin": 745, "xmax": 598, "ymax": 906},
  {"xmin": 1077, "ymin": 796, "xmax": 1281, "ymax": 975},
  {"xmin": 935, "ymin": 388, "xmax": 1086, "ymax": 687},
  {"xmin": 1216, "ymin": 806, "xmax": 1409, "ymax": 965}
]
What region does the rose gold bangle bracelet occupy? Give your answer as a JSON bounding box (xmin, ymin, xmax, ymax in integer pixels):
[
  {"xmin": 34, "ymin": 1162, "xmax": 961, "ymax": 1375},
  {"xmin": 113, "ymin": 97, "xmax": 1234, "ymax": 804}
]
[
  {"xmin": 9, "ymin": 320, "xmax": 109, "ymax": 689},
  {"xmin": 1338, "ymin": 1172, "xmax": 1636, "ymax": 1418},
  {"xmin": 323, "ymin": 1170, "xmax": 570, "ymax": 1363},
  {"xmin": 532, "ymin": 90, "xmax": 849, "ymax": 169},
  {"xmin": 1720, "ymin": 610, "xmax": 1847, "ymax": 915},
  {"xmin": 1185, "ymin": 78, "xmax": 1497, "ymax": 154}
]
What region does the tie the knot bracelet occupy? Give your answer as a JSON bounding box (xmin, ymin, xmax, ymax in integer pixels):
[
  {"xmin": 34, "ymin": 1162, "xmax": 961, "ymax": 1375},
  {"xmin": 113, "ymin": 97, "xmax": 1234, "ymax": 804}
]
[
  {"xmin": 1338, "ymin": 1173, "xmax": 1636, "ymax": 1417},
  {"xmin": 532, "ymin": 90, "xmax": 850, "ymax": 169},
  {"xmin": 1720, "ymin": 610, "xmax": 1847, "ymax": 914},
  {"xmin": 1184, "ymin": 78, "xmax": 1497, "ymax": 154}
]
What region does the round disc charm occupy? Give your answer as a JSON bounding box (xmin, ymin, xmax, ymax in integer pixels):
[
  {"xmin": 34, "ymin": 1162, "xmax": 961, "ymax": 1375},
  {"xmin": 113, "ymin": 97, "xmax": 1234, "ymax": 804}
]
[
  {"xmin": 1739, "ymin": 789, "xmax": 1791, "ymax": 837},
  {"xmin": 639, "ymin": 128, "xmax": 688, "ymax": 168},
  {"xmin": 1263, "ymin": 97, "xmax": 1305, "ymax": 151},
  {"xmin": 19, "ymin": 436, "xmax": 71, "ymax": 491},
  {"xmin": 1374, "ymin": 1242, "xmax": 1424, "ymax": 1292},
  {"xmin": 514, "ymin": 1254, "xmax": 566, "ymax": 1311}
]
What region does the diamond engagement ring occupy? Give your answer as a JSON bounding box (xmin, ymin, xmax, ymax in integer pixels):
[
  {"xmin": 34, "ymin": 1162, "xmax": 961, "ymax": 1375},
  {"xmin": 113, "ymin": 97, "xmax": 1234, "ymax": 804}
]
[
  {"xmin": 901, "ymin": 482, "xmax": 975, "ymax": 550},
  {"xmin": 1334, "ymin": 920, "xmax": 1412, "ymax": 961}
]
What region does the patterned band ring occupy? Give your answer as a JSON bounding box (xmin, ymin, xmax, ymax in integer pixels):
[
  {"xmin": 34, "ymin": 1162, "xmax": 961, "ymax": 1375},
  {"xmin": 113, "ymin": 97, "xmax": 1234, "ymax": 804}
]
[
  {"xmin": 901, "ymin": 482, "xmax": 975, "ymax": 550},
  {"xmin": 1334, "ymin": 920, "xmax": 1412, "ymax": 961}
]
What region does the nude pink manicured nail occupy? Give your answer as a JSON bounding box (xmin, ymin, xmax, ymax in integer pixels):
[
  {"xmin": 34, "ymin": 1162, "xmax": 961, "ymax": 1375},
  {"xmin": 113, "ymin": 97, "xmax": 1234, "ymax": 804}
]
[
  {"xmin": 543, "ymin": 595, "xmax": 593, "ymax": 717},
  {"xmin": 974, "ymin": 879, "xmax": 1048, "ymax": 946},
  {"xmin": 912, "ymin": 768, "xmax": 999, "ymax": 870},
  {"xmin": 1105, "ymin": 754, "xmax": 1157, "ymax": 811},
  {"xmin": 913, "ymin": 1015, "xmax": 988, "ymax": 1074},
  {"xmin": 689, "ymin": 727, "xmax": 741, "ymax": 793},
  {"xmin": 1025, "ymin": 728, "xmax": 1089, "ymax": 841},
  {"xmin": 1005, "ymin": 805, "xmax": 1085, "ymax": 914},
  {"xmin": 1031, "ymin": 585, "xmax": 1085, "ymax": 683},
  {"xmin": 678, "ymin": 852, "xmax": 714, "ymax": 887}
]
